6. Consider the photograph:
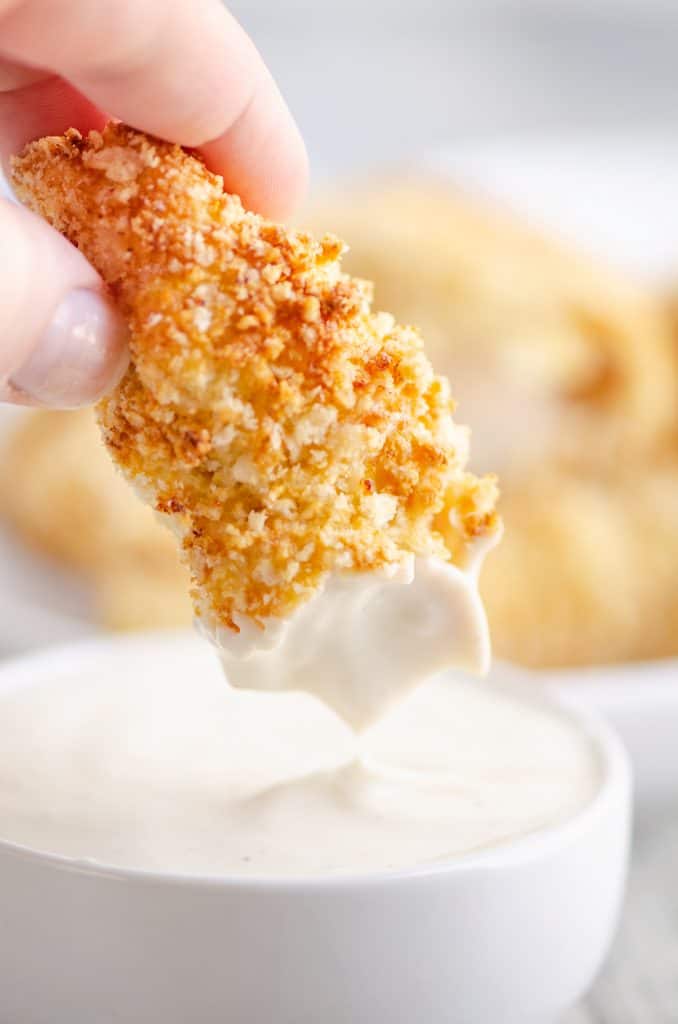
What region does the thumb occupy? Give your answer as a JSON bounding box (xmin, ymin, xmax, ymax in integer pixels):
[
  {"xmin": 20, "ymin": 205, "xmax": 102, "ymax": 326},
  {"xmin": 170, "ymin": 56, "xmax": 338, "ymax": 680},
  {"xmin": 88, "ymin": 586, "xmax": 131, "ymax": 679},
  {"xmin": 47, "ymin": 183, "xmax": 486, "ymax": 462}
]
[{"xmin": 0, "ymin": 197, "xmax": 128, "ymax": 407}]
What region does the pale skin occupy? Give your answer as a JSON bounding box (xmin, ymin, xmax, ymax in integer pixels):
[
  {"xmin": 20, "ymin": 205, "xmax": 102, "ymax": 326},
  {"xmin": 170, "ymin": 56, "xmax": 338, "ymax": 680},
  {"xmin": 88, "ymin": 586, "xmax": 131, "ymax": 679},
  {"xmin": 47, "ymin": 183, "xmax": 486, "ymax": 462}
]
[{"xmin": 0, "ymin": 0, "xmax": 308, "ymax": 406}]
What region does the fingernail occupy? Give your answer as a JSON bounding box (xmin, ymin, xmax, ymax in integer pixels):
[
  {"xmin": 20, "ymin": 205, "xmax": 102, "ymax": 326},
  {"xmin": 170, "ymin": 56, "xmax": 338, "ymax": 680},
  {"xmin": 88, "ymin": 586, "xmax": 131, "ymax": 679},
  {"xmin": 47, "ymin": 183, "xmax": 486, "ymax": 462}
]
[{"xmin": 10, "ymin": 289, "xmax": 128, "ymax": 407}]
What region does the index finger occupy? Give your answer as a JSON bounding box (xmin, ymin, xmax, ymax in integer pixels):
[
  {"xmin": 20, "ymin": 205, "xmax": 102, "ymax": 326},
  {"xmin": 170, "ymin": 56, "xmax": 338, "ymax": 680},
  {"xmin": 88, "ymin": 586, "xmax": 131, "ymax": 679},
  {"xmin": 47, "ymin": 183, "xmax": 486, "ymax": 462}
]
[{"xmin": 0, "ymin": 0, "xmax": 307, "ymax": 217}]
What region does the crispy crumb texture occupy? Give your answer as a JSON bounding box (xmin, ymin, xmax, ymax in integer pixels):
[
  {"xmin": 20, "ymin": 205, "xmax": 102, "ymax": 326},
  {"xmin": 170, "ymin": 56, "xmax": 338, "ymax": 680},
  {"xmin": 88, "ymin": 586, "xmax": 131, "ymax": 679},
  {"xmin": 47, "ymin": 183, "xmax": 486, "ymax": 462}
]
[{"xmin": 12, "ymin": 124, "xmax": 498, "ymax": 633}]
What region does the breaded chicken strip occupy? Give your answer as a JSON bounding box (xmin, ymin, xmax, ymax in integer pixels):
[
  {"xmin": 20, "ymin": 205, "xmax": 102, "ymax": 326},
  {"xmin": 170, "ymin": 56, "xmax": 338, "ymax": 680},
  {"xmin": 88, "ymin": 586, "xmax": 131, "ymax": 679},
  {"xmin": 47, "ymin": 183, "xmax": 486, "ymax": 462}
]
[{"xmin": 12, "ymin": 125, "xmax": 499, "ymax": 721}]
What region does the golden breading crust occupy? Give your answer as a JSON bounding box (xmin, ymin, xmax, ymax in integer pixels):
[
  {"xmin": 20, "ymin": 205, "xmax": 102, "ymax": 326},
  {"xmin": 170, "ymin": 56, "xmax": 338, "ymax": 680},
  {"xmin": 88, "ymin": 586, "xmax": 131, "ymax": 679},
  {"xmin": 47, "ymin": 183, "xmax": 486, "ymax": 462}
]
[{"xmin": 12, "ymin": 125, "xmax": 498, "ymax": 634}]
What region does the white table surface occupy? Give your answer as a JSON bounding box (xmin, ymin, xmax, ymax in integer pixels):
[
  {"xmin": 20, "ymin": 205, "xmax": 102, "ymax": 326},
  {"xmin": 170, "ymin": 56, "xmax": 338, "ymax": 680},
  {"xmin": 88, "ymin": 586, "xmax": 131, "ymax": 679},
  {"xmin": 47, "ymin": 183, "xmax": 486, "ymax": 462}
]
[{"xmin": 566, "ymin": 809, "xmax": 678, "ymax": 1023}]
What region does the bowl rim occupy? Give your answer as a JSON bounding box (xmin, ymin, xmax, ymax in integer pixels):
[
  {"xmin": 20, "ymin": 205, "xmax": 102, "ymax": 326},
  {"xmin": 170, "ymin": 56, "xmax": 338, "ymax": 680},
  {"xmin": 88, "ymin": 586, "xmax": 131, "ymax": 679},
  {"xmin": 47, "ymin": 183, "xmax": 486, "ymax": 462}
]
[{"xmin": 0, "ymin": 631, "xmax": 632, "ymax": 891}]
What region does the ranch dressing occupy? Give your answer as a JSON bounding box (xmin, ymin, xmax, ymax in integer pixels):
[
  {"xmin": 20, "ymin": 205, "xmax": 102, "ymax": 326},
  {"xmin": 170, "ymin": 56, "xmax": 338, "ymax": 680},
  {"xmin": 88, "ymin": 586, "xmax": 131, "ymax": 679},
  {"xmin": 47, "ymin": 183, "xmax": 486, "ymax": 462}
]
[{"xmin": 0, "ymin": 640, "xmax": 601, "ymax": 877}]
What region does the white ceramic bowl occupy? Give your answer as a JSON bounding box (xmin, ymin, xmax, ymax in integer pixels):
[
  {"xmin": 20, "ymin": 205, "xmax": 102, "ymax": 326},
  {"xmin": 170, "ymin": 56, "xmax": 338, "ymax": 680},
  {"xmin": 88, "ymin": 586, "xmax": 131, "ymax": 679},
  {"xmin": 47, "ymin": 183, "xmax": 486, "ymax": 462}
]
[{"xmin": 0, "ymin": 634, "xmax": 630, "ymax": 1024}]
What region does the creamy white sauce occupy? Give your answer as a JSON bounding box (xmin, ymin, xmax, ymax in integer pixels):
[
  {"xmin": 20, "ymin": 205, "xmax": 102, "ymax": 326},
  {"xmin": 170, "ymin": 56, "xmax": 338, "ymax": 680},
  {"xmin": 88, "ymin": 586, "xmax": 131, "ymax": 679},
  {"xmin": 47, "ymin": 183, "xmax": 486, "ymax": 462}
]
[
  {"xmin": 0, "ymin": 640, "xmax": 601, "ymax": 877},
  {"xmin": 206, "ymin": 543, "xmax": 496, "ymax": 730}
]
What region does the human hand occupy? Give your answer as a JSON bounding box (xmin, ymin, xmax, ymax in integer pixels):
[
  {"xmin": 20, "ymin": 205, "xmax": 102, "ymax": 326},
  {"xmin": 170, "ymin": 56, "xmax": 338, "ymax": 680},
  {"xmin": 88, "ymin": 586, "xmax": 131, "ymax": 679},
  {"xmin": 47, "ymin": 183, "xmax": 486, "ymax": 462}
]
[{"xmin": 0, "ymin": 0, "xmax": 307, "ymax": 407}]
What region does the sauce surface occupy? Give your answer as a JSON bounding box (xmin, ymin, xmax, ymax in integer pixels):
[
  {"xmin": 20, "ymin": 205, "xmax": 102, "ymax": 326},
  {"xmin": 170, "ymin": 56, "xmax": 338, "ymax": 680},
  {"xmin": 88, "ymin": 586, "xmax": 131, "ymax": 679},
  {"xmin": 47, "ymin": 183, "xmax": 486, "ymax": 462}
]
[{"xmin": 0, "ymin": 640, "xmax": 601, "ymax": 877}]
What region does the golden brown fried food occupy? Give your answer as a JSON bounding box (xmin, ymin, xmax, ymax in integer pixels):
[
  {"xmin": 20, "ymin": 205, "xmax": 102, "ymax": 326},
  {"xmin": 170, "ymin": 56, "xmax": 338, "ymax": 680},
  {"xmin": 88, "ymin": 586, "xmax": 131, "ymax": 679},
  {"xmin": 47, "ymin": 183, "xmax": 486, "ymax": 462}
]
[
  {"xmin": 12, "ymin": 126, "xmax": 498, "ymax": 639},
  {"xmin": 0, "ymin": 409, "xmax": 192, "ymax": 630},
  {"xmin": 309, "ymin": 182, "xmax": 678, "ymax": 473}
]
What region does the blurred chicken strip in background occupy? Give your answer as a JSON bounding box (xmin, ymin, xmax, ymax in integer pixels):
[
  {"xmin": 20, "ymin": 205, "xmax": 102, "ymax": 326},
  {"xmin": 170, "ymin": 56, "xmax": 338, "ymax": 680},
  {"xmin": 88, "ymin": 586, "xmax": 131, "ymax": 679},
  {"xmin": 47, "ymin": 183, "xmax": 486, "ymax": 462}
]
[{"xmin": 0, "ymin": 410, "xmax": 192, "ymax": 632}]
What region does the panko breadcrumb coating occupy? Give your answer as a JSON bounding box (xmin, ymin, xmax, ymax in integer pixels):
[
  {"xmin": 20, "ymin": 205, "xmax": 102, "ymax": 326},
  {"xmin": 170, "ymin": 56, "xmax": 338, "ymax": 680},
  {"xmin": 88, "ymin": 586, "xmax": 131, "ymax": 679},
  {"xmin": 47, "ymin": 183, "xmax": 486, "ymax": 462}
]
[{"xmin": 12, "ymin": 125, "xmax": 498, "ymax": 637}]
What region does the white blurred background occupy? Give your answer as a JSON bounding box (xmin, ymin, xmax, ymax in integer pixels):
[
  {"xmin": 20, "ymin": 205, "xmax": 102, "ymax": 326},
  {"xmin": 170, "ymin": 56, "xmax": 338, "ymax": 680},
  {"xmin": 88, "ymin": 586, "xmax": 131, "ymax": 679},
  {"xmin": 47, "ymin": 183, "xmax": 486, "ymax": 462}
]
[{"xmin": 228, "ymin": 0, "xmax": 678, "ymax": 176}]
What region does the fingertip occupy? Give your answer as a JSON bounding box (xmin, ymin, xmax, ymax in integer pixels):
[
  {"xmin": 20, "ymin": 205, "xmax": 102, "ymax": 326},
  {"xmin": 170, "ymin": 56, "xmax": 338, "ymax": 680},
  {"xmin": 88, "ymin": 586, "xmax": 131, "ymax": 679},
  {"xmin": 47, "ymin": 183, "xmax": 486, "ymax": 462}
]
[
  {"xmin": 7, "ymin": 289, "xmax": 129, "ymax": 409},
  {"xmin": 0, "ymin": 199, "xmax": 129, "ymax": 409},
  {"xmin": 0, "ymin": 76, "xmax": 105, "ymax": 173},
  {"xmin": 199, "ymin": 77, "xmax": 309, "ymax": 221},
  {"xmin": 265, "ymin": 123, "xmax": 310, "ymax": 220}
]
